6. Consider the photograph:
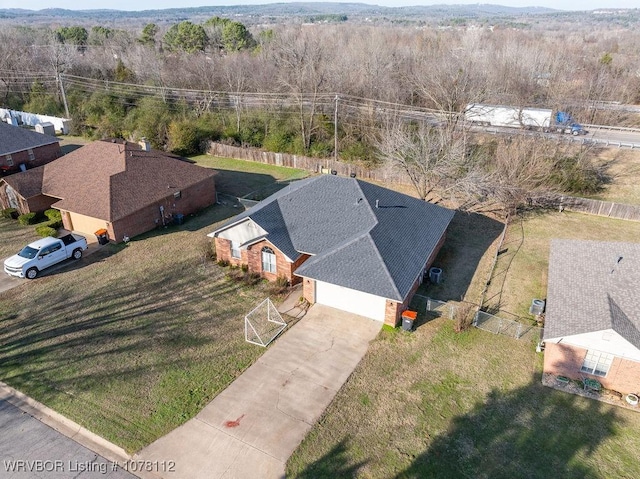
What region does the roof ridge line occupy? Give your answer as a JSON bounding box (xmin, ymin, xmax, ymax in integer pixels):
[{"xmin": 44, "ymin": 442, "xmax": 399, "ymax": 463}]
[{"xmin": 365, "ymin": 233, "xmax": 402, "ymax": 300}]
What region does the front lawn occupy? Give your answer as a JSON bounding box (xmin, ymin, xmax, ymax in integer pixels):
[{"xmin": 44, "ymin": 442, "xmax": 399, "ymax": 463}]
[
  {"xmin": 288, "ymin": 320, "xmax": 640, "ymax": 478},
  {"xmin": 0, "ymin": 205, "xmax": 277, "ymax": 452}
]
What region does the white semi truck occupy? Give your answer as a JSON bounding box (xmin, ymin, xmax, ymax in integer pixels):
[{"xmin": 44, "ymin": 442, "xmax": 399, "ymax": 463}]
[
  {"xmin": 4, "ymin": 234, "xmax": 88, "ymax": 279},
  {"xmin": 465, "ymin": 103, "xmax": 588, "ymax": 135}
]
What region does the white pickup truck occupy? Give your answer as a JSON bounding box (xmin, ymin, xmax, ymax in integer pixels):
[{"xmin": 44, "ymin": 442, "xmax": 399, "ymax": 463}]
[{"xmin": 4, "ymin": 234, "xmax": 88, "ymax": 279}]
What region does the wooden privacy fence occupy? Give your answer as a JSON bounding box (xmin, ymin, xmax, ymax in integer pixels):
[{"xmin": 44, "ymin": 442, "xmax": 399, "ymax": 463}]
[
  {"xmin": 206, "ymin": 142, "xmax": 411, "ymax": 184},
  {"xmin": 558, "ymin": 196, "xmax": 640, "ymax": 222}
]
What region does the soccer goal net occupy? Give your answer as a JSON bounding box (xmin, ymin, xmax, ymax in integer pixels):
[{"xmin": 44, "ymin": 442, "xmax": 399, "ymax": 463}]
[{"xmin": 245, "ymin": 298, "xmax": 287, "ymax": 347}]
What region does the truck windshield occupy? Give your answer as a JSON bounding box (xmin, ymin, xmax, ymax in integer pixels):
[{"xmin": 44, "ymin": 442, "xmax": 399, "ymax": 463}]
[{"xmin": 17, "ymin": 246, "xmax": 39, "ymax": 259}]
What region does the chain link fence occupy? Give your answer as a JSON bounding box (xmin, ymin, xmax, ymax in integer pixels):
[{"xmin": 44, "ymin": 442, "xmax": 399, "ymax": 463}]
[
  {"xmin": 473, "ymin": 310, "xmax": 542, "ymax": 341},
  {"xmin": 416, "ymin": 294, "xmax": 542, "ymax": 342}
]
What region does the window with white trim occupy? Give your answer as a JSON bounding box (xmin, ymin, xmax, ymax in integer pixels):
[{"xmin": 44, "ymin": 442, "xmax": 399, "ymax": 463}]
[
  {"xmin": 6, "ymin": 154, "xmax": 13, "ymax": 166},
  {"xmin": 580, "ymin": 350, "xmax": 614, "ymax": 377},
  {"xmin": 231, "ymin": 241, "xmax": 241, "ymax": 259},
  {"xmin": 261, "ymin": 246, "xmax": 276, "ymax": 274},
  {"xmin": 28, "ymin": 149, "xmax": 35, "ymax": 161}
]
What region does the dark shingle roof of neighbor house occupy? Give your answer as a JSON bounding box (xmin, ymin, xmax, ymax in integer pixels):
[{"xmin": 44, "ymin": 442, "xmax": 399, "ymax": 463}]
[
  {"xmin": 214, "ymin": 175, "xmax": 455, "ymax": 302},
  {"xmin": 544, "ymin": 239, "xmax": 640, "ymax": 350},
  {"xmin": 1, "ymin": 168, "xmax": 45, "ymax": 199},
  {"xmin": 0, "ymin": 121, "xmax": 59, "ymax": 156}
]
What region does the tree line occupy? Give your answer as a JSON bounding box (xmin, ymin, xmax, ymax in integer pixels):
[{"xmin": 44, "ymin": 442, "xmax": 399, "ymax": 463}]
[{"xmin": 0, "ymin": 17, "xmax": 634, "ymax": 210}]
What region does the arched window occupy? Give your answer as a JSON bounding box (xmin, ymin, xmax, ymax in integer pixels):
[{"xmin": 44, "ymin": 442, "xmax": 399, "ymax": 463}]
[{"xmin": 261, "ymin": 247, "xmax": 276, "ymax": 273}]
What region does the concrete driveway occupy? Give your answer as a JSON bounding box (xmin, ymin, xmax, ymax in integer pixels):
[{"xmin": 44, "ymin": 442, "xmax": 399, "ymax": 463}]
[{"xmin": 137, "ymin": 305, "xmax": 382, "ymax": 478}]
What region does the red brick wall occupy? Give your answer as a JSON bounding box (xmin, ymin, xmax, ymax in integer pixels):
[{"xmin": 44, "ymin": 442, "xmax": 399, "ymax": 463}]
[
  {"xmin": 303, "ymin": 278, "xmax": 315, "ymax": 303},
  {"xmin": 26, "ymin": 194, "xmax": 57, "ymax": 213},
  {"xmin": 1, "ymin": 142, "xmax": 61, "ymax": 173},
  {"xmin": 544, "ymin": 342, "xmax": 640, "ymax": 395},
  {"xmin": 110, "ymin": 177, "xmax": 216, "ymax": 242},
  {"xmin": 246, "ymin": 239, "xmax": 297, "ymax": 283},
  {"xmin": 215, "ymin": 235, "xmax": 308, "ymax": 284}
]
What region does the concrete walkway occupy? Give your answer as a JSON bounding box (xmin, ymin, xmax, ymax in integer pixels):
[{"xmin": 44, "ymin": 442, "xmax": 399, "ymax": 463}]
[{"xmin": 137, "ymin": 305, "xmax": 382, "ymax": 479}]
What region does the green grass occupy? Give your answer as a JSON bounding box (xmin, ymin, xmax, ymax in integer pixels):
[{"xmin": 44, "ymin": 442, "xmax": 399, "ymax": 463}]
[
  {"xmin": 0, "ymin": 205, "xmax": 278, "ymax": 452},
  {"xmin": 0, "ymin": 217, "xmax": 49, "ymax": 259},
  {"xmin": 496, "ymin": 210, "xmax": 640, "ymax": 318},
  {"xmin": 191, "ymin": 155, "xmax": 308, "ymax": 198},
  {"xmin": 287, "ymin": 318, "xmax": 640, "ymax": 478}
]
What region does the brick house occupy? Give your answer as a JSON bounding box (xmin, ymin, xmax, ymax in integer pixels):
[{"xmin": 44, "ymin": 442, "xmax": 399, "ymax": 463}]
[
  {"xmin": 543, "ymin": 240, "xmax": 640, "ymax": 395},
  {"xmin": 208, "ymin": 175, "xmax": 454, "ymax": 326},
  {"xmin": 0, "ymin": 168, "xmax": 57, "ymax": 215},
  {"xmin": 0, "ymin": 121, "xmax": 61, "ymax": 175},
  {"xmin": 1, "ymin": 139, "xmax": 216, "ymax": 242}
]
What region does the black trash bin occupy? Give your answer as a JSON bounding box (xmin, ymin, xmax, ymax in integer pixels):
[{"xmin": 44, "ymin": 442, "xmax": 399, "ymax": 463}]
[
  {"xmin": 401, "ymin": 310, "xmax": 417, "ymax": 331},
  {"xmin": 95, "ymin": 228, "xmax": 109, "ymax": 245}
]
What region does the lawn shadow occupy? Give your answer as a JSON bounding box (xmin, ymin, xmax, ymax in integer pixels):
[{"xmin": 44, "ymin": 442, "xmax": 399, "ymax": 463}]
[
  {"xmin": 213, "ymin": 169, "xmax": 280, "ymax": 198},
  {"xmin": 59, "ymin": 143, "xmax": 84, "ymax": 155},
  {"xmin": 292, "ymin": 437, "xmax": 367, "ymax": 479},
  {"xmin": 394, "ymin": 371, "xmax": 621, "ymax": 479},
  {"xmin": 420, "ymin": 211, "xmax": 504, "ymax": 302}
]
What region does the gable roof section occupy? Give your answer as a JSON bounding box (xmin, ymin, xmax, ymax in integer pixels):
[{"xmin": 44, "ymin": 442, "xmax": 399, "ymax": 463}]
[
  {"xmin": 544, "ymin": 240, "xmax": 640, "ymax": 349},
  {"xmin": 40, "ymin": 140, "xmax": 216, "ymax": 221},
  {"xmin": 0, "ymin": 121, "xmax": 59, "ymax": 156},
  {"xmin": 213, "ymin": 174, "xmax": 454, "ymax": 302},
  {"xmin": 1, "ymin": 167, "xmax": 45, "ymax": 199}
]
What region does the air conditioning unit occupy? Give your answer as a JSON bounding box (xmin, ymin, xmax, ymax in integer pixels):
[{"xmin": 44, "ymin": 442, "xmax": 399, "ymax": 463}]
[
  {"xmin": 529, "ymin": 299, "xmax": 545, "ymax": 315},
  {"xmin": 429, "ymin": 267, "xmax": 443, "ymax": 284}
]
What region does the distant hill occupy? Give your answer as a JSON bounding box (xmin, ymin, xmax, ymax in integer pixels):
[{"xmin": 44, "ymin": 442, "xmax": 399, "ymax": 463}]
[{"xmin": 0, "ymin": 3, "xmax": 560, "ymax": 25}]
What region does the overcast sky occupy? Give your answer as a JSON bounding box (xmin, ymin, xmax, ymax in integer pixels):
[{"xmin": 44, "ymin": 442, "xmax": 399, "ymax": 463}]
[{"xmin": 0, "ymin": 0, "xmax": 636, "ymax": 12}]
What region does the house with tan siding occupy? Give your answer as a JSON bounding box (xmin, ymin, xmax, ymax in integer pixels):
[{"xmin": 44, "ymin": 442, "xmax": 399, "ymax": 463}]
[
  {"xmin": 543, "ymin": 240, "xmax": 640, "ymax": 395},
  {"xmin": 208, "ymin": 174, "xmax": 454, "ymax": 326}
]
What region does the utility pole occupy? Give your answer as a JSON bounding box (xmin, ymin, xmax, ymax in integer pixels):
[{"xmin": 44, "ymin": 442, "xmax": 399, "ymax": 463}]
[
  {"xmin": 57, "ymin": 73, "xmax": 70, "ymax": 118},
  {"xmin": 334, "ymin": 95, "xmax": 339, "ymax": 162}
]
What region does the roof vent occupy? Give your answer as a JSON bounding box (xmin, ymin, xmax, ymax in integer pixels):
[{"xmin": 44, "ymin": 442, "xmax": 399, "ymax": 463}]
[
  {"xmin": 356, "ymin": 197, "xmax": 363, "ymax": 205},
  {"xmin": 331, "ymin": 170, "xmax": 337, "ymax": 175},
  {"xmin": 611, "ymin": 256, "xmax": 623, "ymax": 274},
  {"xmin": 139, "ymin": 138, "xmax": 151, "ymax": 152},
  {"xmin": 350, "ymin": 172, "xmax": 356, "ymax": 178},
  {"xmin": 375, "ymin": 199, "xmax": 379, "ymax": 208}
]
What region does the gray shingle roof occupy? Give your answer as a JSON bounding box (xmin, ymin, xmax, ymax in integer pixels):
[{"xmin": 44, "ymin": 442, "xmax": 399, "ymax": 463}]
[
  {"xmin": 214, "ymin": 175, "xmax": 454, "ymax": 301},
  {"xmin": 544, "ymin": 240, "xmax": 640, "ymax": 349},
  {"xmin": 0, "ymin": 122, "xmax": 59, "ymax": 156}
]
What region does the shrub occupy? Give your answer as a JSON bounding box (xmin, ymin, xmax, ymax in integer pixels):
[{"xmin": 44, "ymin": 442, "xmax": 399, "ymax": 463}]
[
  {"xmin": 47, "ymin": 219, "xmax": 63, "ymax": 229},
  {"xmin": 35, "ymin": 225, "xmax": 57, "ymax": 238},
  {"xmin": 217, "ymin": 259, "xmax": 230, "ymax": 267},
  {"xmin": 199, "ymin": 238, "xmax": 216, "ymax": 262},
  {"xmin": 454, "ymin": 303, "xmax": 477, "ymax": 333},
  {"xmin": 44, "ymin": 209, "xmax": 62, "ymax": 221},
  {"xmin": 241, "ymin": 264, "xmax": 249, "ymax": 273},
  {"xmin": 1, "ymin": 208, "xmax": 17, "ymax": 219},
  {"xmin": 268, "ymin": 276, "xmax": 290, "ymax": 296},
  {"xmin": 18, "ymin": 212, "xmax": 37, "ymax": 225}
]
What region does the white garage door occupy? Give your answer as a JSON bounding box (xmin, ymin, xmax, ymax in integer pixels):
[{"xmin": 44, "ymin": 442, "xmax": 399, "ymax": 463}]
[{"xmin": 315, "ymin": 281, "xmax": 387, "ymax": 322}]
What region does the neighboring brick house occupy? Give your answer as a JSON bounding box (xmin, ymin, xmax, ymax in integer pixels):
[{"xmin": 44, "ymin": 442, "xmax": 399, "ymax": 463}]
[
  {"xmin": 0, "ymin": 121, "xmax": 61, "ymax": 175},
  {"xmin": 1, "ymin": 139, "xmax": 217, "ymax": 242},
  {"xmin": 0, "ymin": 168, "xmax": 57, "ymax": 214},
  {"xmin": 543, "ymin": 240, "xmax": 640, "ymax": 395},
  {"xmin": 208, "ymin": 174, "xmax": 454, "ymax": 326}
]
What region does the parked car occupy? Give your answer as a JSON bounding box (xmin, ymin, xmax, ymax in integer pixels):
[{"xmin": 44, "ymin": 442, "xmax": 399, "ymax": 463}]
[{"xmin": 4, "ymin": 234, "xmax": 88, "ymax": 279}]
